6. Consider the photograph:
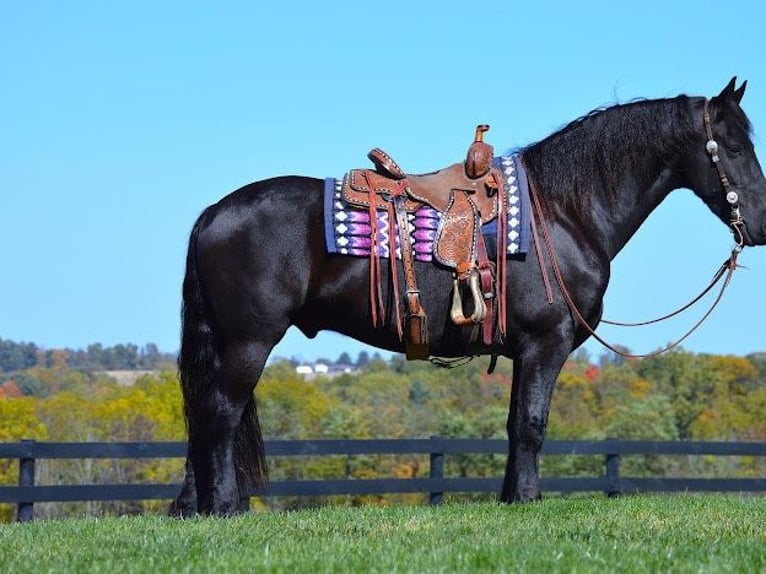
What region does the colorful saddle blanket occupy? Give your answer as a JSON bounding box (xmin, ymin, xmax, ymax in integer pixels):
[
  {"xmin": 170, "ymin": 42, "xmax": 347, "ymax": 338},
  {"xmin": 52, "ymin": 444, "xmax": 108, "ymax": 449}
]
[{"xmin": 324, "ymin": 155, "xmax": 531, "ymax": 260}]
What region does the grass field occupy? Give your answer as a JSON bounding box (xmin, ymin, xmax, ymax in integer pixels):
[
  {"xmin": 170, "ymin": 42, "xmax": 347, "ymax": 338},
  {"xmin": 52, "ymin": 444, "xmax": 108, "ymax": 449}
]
[{"xmin": 1, "ymin": 495, "xmax": 764, "ymax": 573}]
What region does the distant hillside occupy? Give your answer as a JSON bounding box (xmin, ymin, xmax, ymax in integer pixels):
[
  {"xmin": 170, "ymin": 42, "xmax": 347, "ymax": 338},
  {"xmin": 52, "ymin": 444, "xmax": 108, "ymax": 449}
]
[
  {"xmin": 98, "ymin": 370, "xmax": 160, "ymax": 386},
  {"xmin": 0, "ymin": 338, "xmax": 176, "ymax": 373}
]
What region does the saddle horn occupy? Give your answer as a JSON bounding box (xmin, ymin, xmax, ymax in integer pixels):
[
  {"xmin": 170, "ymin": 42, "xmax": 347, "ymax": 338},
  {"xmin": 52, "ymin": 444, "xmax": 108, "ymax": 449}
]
[{"xmin": 465, "ymin": 124, "xmax": 493, "ymax": 179}]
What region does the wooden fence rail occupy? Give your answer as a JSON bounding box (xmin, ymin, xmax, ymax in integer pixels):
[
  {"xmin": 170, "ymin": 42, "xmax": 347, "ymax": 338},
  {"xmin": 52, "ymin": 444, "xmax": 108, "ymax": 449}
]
[{"xmin": 1, "ymin": 438, "xmax": 765, "ymax": 522}]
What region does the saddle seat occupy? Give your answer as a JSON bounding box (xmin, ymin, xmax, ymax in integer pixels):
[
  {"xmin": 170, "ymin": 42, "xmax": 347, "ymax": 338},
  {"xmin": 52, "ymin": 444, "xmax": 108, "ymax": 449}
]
[
  {"xmin": 340, "ymin": 125, "xmax": 508, "ymax": 360},
  {"xmin": 343, "ymin": 162, "xmax": 499, "ymax": 224}
]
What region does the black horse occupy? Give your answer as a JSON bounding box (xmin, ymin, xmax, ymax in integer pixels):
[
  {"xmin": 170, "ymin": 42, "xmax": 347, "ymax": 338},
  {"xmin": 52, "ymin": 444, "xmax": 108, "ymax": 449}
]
[{"xmin": 171, "ymin": 78, "xmax": 766, "ymax": 516}]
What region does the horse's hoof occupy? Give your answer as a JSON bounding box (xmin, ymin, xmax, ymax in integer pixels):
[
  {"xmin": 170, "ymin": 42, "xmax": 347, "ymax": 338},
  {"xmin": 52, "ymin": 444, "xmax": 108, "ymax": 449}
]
[
  {"xmin": 168, "ymin": 498, "xmax": 198, "ymax": 518},
  {"xmin": 500, "ymin": 487, "xmax": 542, "ymax": 504}
]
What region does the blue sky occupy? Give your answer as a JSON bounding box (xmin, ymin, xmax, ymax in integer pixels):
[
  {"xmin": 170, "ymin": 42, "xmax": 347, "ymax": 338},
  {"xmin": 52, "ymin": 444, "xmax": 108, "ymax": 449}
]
[{"xmin": 1, "ymin": 1, "xmax": 765, "ymax": 363}]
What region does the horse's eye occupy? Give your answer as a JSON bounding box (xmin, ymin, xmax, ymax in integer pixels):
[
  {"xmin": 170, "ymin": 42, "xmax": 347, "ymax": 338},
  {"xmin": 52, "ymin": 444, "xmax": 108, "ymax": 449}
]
[{"xmin": 725, "ymin": 143, "xmax": 743, "ymax": 154}]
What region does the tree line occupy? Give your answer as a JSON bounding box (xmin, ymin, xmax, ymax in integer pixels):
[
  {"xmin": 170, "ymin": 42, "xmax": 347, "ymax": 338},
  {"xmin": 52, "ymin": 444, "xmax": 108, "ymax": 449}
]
[
  {"xmin": 0, "ymin": 339, "xmax": 177, "ymax": 397},
  {"xmin": 0, "ymin": 337, "xmax": 380, "ymax": 381},
  {"xmin": 0, "ymin": 338, "xmax": 176, "ymax": 374},
  {"xmin": 0, "ymin": 340, "xmax": 765, "ymax": 520}
]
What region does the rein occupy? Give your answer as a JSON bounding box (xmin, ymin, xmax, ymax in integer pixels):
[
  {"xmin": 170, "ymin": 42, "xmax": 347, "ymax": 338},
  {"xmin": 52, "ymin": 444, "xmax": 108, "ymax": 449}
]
[{"xmin": 525, "ymin": 99, "xmax": 745, "ymax": 359}]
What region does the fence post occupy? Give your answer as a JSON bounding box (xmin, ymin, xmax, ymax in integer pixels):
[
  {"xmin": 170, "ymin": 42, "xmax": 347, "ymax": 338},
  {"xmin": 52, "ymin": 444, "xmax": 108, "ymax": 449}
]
[
  {"xmin": 605, "ymin": 440, "xmax": 620, "ymax": 498},
  {"xmin": 429, "ymin": 436, "xmax": 444, "ymax": 506},
  {"xmin": 17, "ymin": 439, "xmax": 36, "ymax": 522}
]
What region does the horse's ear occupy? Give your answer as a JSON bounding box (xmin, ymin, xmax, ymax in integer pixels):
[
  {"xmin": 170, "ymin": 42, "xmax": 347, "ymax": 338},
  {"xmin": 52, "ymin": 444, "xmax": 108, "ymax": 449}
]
[
  {"xmin": 733, "ymin": 80, "xmax": 747, "ymax": 104},
  {"xmin": 713, "ymin": 77, "xmax": 746, "ymax": 109},
  {"xmin": 717, "ymin": 76, "xmax": 738, "ymax": 101}
]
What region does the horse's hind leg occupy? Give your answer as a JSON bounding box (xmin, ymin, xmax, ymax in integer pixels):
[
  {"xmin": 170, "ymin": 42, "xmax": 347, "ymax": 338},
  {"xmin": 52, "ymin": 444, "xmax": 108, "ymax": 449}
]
[
  {"xmin": 171, "ymin": 324, "xmax": 283, "ymax": 517},
  {"xmin": 169, "ymin": 457, "xmax": 198, "ymax": 517},
  {"xmin": 194, "ymin": 337, "xmax": 278, "ymax": 515}
]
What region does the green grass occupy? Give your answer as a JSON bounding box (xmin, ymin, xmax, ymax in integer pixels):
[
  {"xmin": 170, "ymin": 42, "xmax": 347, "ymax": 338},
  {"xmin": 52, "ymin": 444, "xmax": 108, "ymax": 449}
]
[{"xmin": 1, "ymin": 495, "xmax": 764, "ymax": 573}]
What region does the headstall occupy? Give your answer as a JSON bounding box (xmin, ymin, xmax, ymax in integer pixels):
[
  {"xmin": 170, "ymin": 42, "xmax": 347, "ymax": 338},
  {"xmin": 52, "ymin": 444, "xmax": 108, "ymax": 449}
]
[
  {"xmin": 703, "ymin": 98, "xmax": 746, "ymax": 248},
  {"xmin": 524, "ymin": 99, "xmax": 747, "ymax": 359}
]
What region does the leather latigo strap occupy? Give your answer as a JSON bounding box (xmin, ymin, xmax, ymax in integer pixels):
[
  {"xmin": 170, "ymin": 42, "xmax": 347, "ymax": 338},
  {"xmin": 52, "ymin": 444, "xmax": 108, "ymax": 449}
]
[
  {"xmin": 393, "ymin": 195, "xmax": 429, "ymax": 359},
  {"xmin": 492, "ymin": 167, "xmax": 508, "ymax": 339},
  {"xmin": 387, "ymin": 200, "xmax": 403, "ymax": 340},
  {"xmin": 365, "ymin": 172, "xmax": 385, "ymax": 328},
  {"xmin": 475, "ymin": 231, "xmax": 495, "ymax": 346}
]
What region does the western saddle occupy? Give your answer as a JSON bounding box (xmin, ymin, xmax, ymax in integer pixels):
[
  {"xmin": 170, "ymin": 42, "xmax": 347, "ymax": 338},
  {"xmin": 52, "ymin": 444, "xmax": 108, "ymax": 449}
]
[{"xmin": 341, "ymin": 125, "xmax": 508, "ymax": 359}]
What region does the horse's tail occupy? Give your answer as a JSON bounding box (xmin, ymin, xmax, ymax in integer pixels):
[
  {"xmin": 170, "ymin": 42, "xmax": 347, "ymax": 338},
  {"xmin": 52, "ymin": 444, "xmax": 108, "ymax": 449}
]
[{"xmin": 178, "ymin": 208, "xmax": 267, "ymax": 492}]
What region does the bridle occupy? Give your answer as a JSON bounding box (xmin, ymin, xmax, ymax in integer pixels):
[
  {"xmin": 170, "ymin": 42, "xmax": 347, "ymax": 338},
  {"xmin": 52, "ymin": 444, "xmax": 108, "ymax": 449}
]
[
  {"xmin": 527, "ymin": 98, "xmax": 746, "ymax": 359},
  {"xmin": 703, "ymin": 98, "xmax": 747, "ymax": 248}
]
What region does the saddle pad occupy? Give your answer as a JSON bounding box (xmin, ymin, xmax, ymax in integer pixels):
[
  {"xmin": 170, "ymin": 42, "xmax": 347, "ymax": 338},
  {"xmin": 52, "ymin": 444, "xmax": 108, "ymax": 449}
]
[{"xmin": 323, "ymin": 154, "xmax": 531, "ymax": 261}]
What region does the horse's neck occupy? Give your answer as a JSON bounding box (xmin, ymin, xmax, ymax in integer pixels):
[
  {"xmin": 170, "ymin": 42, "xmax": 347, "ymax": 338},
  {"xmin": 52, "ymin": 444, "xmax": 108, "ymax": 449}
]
[
  {"xmin": 586, "ymin": 163, "xmax": 682, "ymax": 259},
  {"xmin": 530, "ymin": 99, "xmax": 693, "ymax": 260}
]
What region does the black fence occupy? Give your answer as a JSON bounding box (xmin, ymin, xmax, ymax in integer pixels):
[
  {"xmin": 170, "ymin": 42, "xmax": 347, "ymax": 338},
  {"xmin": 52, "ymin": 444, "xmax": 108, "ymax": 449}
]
[{"xmin": 1, "ymin": 438, "xmax": 765, "ymax": 522}]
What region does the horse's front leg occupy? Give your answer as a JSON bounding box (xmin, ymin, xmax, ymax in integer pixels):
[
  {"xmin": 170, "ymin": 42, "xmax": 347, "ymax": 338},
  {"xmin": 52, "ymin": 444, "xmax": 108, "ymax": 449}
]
[{"xmin": 501, "ymin": 337, "xmax": 571, "ymax": 502}]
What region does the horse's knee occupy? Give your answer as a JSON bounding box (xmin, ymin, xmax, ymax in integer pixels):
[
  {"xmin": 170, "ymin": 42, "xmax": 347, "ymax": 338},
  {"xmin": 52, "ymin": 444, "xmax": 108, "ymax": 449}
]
[
  {"xmin": 518, "ymin": 412, "xmax": 548, "ymax": 449},
  {"xmin": 508, "ymin": 407, "xmax": 548, "ymax": 448}
]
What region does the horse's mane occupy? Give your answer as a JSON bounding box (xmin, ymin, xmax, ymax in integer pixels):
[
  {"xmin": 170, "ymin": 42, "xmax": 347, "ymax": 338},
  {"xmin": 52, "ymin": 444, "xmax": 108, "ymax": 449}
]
[{"xmin": 520, "ymin": 96, "xmax": 704, "ymax": 214}]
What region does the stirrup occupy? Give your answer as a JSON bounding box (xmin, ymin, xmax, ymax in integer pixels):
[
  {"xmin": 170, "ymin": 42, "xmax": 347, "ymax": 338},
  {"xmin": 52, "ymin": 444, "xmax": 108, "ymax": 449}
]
[{"xmin": 450, "ymin": 269, "xmax": 487, "ymax": 326}]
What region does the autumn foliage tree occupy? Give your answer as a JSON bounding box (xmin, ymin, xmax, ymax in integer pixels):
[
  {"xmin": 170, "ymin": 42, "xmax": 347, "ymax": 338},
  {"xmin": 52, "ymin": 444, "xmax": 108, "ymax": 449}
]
[
  {"xmin": 0, "ymin": 397, "xmax": 48, "ymax": 520},
  {"xmin": 1, "ymin": 339, "xmax": 765, "ymax": 519}
]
